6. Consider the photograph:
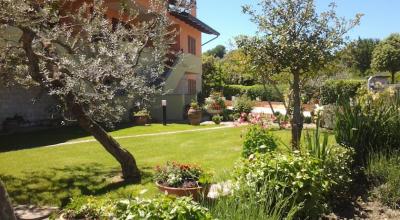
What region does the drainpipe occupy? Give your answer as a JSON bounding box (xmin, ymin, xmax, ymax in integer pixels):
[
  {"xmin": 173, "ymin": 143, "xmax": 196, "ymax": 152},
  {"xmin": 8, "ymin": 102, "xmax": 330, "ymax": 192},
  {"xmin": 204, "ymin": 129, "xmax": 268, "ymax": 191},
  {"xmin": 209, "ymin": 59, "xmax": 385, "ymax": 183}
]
[{"xmin": 202, "ymin": 34, "xmax": 220, "ymax": 46}]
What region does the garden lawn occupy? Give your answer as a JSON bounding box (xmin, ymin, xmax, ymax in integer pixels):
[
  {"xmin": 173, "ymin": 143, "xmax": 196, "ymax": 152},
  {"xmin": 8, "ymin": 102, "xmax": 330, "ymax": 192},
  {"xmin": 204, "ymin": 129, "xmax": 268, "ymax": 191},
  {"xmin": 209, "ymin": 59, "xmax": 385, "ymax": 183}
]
[{"xmin": 0, "ymin": 124, "xmax": 334, "ymax": 207}]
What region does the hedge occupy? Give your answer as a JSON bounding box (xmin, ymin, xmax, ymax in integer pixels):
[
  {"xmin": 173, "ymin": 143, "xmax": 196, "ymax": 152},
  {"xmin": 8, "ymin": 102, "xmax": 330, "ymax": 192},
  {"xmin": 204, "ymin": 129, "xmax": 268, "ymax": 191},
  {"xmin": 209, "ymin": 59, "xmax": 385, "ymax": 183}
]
[
  {"xmin": 224, "ymin": 84, "xmax": 288, "ymax": 102},
  {"xmin": 320, "ymin": 80, "xmax": 364, "ymax": 105}
]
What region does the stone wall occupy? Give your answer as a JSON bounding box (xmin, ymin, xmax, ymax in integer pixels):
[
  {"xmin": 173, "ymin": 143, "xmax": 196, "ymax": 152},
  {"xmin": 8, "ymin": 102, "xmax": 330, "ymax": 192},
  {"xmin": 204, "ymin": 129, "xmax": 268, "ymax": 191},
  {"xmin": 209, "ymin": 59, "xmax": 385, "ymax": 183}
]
[{"xmin": 0, "ymin": 85, "xmax": 60, "ymax": 131}]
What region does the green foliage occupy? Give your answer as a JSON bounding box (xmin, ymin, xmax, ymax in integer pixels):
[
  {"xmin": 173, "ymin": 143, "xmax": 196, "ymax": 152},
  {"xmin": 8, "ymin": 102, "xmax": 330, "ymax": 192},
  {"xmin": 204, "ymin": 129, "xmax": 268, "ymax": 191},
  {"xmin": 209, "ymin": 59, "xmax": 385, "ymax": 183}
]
[
  {"xmin": 372, "ymin": 33, "xmax": 400, "ymax": 83},
  {"xmin": 232, "ymin": 95, "xmax": 254, "ymax": 115},
  {"xmin": 154, "ymin": 162, "xmax": 209, "ymax": 188},
  {"xmin": 211, "ymin": 115, "xmax": 223, "ymax": 125},
  {"xmin": 343, "ymin": 38, "xmax": 380, "ymax": 76},
  {"xmin": 190, "ymin": 100, "xmax": 200, "ymax": 110},
  {"xmin": 201, "ymin": 55, "xmax": 224, "ymax": 100},
  {"xmin": 224, "ymin": 84, "xmax": 287, "ymax": 102},
  {"xmin": 203, "ymin": 45, "xmax": 226, "ymax": 59},
  {"xmin": 320, "ymin": 80, "xmax": 363, "ymax": 105},
  {"xmin": 242, "ymin": 126, "xmax": 278, "ymax": 158},
  {"xmin": 207, "ymin": 182, "xmax": 301, "ymax": 220},
  {"xmin": 64, "ymin": 196, "xmax": 213, "ymax": 220},
  {"xmin": 63, "ymin": 196, "xmax": 113, "ymax": 219},
  {"xmin": 134, "ymin": 109, "xmax": 150, "ymax": 117},
  {"xmin": 235, "ymin": 152, "xmax": 329, "ymax": 218},
  {"xmin": 335, "ymin": 88, "xmax": 400, "ymax": 165},
  {"xmin": 303, "ymin": 116, "xmax": 312, "ymax": 124},
  {"xmin": 367, "ymin": 151, "xmax": 400, "ymax": 209}
]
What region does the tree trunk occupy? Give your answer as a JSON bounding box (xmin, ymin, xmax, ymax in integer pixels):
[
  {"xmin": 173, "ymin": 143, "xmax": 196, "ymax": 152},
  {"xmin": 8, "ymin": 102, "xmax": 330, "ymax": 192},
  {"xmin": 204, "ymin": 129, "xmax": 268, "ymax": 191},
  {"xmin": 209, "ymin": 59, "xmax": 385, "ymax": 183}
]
[
  {"xmin": 65, "ymin": 93, "xmax": 141, "ymax": 182},
  {"xmin": 291, "ymin": 71, "xmax": 303, "ymax": 150},
  {"xmin": 391, "ymin": 72, "xmax": 396, "ymax": 84},
  {"xmin": 0, "ymin": 180, "xmax": 16, "ymax": 220}
]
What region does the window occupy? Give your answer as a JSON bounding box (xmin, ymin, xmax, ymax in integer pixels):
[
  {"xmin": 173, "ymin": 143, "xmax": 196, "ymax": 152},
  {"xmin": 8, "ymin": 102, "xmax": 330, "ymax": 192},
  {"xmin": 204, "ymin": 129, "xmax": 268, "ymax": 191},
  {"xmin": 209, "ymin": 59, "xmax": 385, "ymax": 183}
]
[
  {"xmin": 188, "ymin": 36, "xmax": 196, "ymax": 55},
  {"xmin": 188, "ymin": 79, "xmax": 197, "ymax": 94}
]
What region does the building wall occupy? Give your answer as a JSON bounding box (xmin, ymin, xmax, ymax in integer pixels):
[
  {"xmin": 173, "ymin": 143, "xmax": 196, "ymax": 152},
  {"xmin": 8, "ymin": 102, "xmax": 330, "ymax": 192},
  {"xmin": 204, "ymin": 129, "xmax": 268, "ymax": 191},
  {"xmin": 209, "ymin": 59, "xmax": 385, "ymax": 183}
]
[{"xmin": 0, "ymin": 85, "xmax": 60, "ymax": 131}]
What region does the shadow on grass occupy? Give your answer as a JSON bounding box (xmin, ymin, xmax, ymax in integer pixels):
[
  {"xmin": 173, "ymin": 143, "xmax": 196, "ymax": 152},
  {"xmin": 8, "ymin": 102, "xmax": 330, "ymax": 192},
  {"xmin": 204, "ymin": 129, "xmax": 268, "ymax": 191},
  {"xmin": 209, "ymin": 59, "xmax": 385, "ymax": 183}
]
[
  {"xmin": 0, "ymin": 123, "xmax": 141, "ymax": 153},
  {"xmin": 0, "ymin": 163, "xmax": 154, "ymax": 207}
]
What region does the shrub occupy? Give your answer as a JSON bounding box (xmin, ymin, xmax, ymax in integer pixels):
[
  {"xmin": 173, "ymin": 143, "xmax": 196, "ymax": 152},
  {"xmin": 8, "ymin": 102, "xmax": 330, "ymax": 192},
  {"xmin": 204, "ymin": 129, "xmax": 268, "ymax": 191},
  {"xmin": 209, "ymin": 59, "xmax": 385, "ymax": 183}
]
[
  {"xmin": 303, "ymin": 116, "xmax": 312, "ymax": 124},
  {"xmin": 207, "ymin": 181, "xmax": 301, "ymax": 220},
  {"xmin": 235, "ymin": 147, "xmax": 354, "ymax": 219},
  {"xmin": 335, "ymin": 88, "xmax": 400, "ymax": 165},
  {"xmin": 367, "ymin": 151, "xmax": 400, "ymax": 209},
  {"xmin": 224, "ymin": 84, "xmax": 287, "ymax": 102},
  {"xmin": 235, "ymin": 152, "xmax": 329, "ymax": 218},
  {"xmin": 320, "ymin": 80, "xmax": 363, "ymax": 105},
  {"xmin": 63, "ymin": 196, "xmax": 213, "ymax": 220},
  {"xmin": 154, "ymin": 162, "xmax": 212, "ymax": 188},
  {"xmin": 63, "ymin": 196, "xmax": 113, "ymax": 219},
  {"xmin": 233, "ymin": 95, "xmax": 254, "ymax": 115},
  {"xmin": 114, "ymin": 197, "xmax": 213, "ymax": 220},
  {"xmin": 242, "ymin": 126, "xmax": 278, "ymax": 158},
  {"xmin": 212, "ymin": 115, "xmax": 223, "ymax": 125}
]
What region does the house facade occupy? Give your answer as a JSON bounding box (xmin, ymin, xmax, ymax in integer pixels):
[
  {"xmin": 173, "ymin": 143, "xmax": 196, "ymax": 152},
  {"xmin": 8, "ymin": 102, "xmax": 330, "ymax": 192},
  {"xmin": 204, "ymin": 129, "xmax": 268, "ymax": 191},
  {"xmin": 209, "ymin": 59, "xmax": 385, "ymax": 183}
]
[{"xmin": 0, "ymin": 0, "xmax": 219, "ymax": 131}]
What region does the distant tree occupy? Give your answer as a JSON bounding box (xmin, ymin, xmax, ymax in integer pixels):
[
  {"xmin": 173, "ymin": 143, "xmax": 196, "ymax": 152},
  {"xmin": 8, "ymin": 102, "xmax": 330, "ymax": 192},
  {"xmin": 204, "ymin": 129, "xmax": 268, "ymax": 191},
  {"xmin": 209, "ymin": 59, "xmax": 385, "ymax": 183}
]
[
  {"xmin": 372, "ymin": 34, "xmax": 400, "ymax": 84},
  {"xmin": 204, "ymin": 45, "xmax": 226, "ymax": 58},
  {"xmin": 201, "ymin": 55, "xmax": 224, "ymax": 98},
  {"xmin": 0, "ymin": 0, "xmax": 175, "ymax": 181},
  {"xmin": 221, "ymin": 49, "xmax": 255, "ymax": 85},
  {"xmin": 243, "ymin": 0, "xmax": 361, "ymax": 149},
  {"xmin": 343, "ymin": 38, "xmax": 380, "ymax": 76}
]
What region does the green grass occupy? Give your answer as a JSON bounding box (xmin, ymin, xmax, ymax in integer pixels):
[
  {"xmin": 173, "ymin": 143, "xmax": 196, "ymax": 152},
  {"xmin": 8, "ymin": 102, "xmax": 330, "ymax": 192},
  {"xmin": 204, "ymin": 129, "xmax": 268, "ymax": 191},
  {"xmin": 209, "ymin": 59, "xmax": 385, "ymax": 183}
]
[{"xmin": 0, "ymin": 124, "xmax": 335, "ymax": 207}]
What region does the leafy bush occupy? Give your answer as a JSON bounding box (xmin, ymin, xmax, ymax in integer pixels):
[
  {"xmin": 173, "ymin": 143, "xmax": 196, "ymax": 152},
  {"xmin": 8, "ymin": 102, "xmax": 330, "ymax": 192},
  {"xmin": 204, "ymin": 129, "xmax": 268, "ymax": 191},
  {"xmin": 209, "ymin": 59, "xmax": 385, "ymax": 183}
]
[
  {"xmin": 212, "ymin": 115, "xmax": 223, "ymax": 125},
  {"xmin": 367, "ymin": 151, "xmax": 400, "ymax": 209},
  {"xmin": 114, "ymin": 197, "xmax": 213, "ymax": 220},
  {"xmin": 63, "ymin": 196, "xmax": 113, "ymax": 219},
  {"xmin": 242, "ymin": 126, "xmax": 278, "ymax": 158},
  {"xmin": 335, "ymin": 88, "xmax": 400, "ymax": 165},
  {"xmin": 233, "ymin": 95, "xmax": 254, "ymax": 114},
  {"xmin": 235, "ymin": 147, "xmax": 354, "ymax": 219},
  {"xmin": 154, "ymin": 162, "xmax": 211, "ymax": 188},
  {"xmin": 207, "ymin": 181, "xmax": 301, "ymax": 220},
  {"xmin": 303, "ymin": 116, "xmax": 312, "ymax": 124},
  {"xmin": 320, "ymin": 80, "xmax": 363, "ymax": 105},
  {"xmin": 224, "ymin": 84, "xmax": 287, "ymax": 102},
  {"xmin": 235, "ymin": 152, "xmax": 329, "ymax": 218},
  {"xmin": 64, "ymin": 196, "xmax": 213, "ymax": 220}
]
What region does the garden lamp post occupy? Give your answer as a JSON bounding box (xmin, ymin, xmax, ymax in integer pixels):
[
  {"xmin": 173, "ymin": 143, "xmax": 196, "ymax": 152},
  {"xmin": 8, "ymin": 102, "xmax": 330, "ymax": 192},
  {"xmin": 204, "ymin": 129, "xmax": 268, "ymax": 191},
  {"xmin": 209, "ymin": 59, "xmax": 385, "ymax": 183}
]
[{"xmin": 162, "ymin": 100, "xmax": 167, "ymax": 126}]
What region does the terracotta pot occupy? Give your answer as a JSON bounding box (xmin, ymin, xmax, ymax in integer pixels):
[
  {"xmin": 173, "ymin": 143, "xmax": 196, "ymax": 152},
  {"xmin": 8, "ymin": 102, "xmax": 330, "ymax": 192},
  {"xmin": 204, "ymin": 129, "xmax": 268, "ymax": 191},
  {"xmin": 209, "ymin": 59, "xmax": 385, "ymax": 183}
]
[
  {"xmin": 133, "ymin": 116, "xmax": 149, "ymax": 126},
  {"xmin": 206, "ymin": 108, "xmax": 222, "ymax": 115},
  {"xmin": 156, "ymin": 182, "xmax": 210, "ymax": 201},
  {"xmin": 187, "ymin": 108, "xmax": 202, "ymax": 125}
]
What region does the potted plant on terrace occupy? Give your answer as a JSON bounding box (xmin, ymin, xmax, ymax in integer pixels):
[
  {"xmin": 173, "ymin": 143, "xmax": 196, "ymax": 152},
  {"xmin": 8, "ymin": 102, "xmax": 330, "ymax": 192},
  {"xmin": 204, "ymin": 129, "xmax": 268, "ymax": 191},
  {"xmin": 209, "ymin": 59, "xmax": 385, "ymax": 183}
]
[
  {"xmin": 187, "ymin": 101, "xmax": 202, "ymax": 125},
  {"xmin": 204, "ymin": 92, "xmax": 226, "ymax": 115},
  {"xmin": 133, "ymin": 109, "xmax": 150, "ymax": 126},
  {"xmin": 154, "ymin": 162, "xmax": 212, "ymax": 201}
]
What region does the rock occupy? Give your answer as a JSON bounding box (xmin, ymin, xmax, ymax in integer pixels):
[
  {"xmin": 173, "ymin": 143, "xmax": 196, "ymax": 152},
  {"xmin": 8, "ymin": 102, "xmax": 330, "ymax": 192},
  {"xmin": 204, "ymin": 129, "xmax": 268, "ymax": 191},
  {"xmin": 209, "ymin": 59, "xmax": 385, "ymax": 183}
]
[{"xmin": 14, "ymin": 205, "xmax": 58, "ymax": 220}]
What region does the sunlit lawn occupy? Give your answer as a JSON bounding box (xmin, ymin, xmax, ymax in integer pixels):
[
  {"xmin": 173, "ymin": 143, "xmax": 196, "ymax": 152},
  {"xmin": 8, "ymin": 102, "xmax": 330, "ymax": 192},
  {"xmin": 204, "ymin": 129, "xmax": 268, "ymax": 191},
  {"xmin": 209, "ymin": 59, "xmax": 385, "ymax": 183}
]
[{"xmin": 0, "ymin": 124, "xmax": 334, "ymax": 207}]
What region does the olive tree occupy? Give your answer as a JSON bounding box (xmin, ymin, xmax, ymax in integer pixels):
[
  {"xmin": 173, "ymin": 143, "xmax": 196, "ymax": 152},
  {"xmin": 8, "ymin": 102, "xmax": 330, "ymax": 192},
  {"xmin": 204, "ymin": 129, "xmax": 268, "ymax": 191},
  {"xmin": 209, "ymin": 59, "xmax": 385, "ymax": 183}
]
[
  {"xmin": 0, "ymin": 0, "xmax": 178, "ymax": 182},
  {"xmin": 372, "ymin": 33, "xmax": 400, "ymax": 84},
  {"xmin": 242, "ymin": 0, "xmax": 361, "ymax": 149}
]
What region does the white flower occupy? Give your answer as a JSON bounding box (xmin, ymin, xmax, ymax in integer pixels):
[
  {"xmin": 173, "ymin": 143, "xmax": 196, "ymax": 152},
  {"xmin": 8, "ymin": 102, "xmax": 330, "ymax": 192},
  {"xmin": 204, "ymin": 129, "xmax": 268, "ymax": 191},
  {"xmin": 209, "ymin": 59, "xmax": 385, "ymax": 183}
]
[{"xmin": 315, "ymin": 104, "xmax": 324, "ymax": 114}]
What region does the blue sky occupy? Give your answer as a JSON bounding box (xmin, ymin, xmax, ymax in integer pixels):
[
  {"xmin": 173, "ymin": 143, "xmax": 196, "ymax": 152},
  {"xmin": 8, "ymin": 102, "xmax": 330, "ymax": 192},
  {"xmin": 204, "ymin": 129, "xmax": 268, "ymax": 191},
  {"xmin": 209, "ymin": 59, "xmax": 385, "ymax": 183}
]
[{"xmin": 197, "ymin": 0, "xmax": 400, "ymax": 52}]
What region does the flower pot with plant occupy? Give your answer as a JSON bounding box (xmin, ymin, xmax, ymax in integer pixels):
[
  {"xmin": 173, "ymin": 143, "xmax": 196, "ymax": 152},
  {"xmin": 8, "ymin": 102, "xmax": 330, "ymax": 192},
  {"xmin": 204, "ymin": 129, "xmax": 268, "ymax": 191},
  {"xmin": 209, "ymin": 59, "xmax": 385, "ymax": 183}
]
[
  {"xmin": 187, "ymin": 101, "xmax": 202, "ymax": 125},
  {"xmin": 133, "ymin": 109, "xmax": 150, "ymax": 126},
  {"xmin": 154, "ymin": 162, "xmax": 212, "ymax": 201},
  {"xmin": 204, "ymin": 92, "xmax": 226, "ymax": 115}
]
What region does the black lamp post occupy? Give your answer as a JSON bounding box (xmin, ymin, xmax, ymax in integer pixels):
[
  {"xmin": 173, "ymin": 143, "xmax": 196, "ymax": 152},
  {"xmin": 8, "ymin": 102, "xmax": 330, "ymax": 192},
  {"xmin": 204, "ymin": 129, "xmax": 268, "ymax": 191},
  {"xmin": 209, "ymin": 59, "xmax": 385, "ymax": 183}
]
[{"xmin": 162, "ymin": 100, "xmax": 167, "ymax": 126}]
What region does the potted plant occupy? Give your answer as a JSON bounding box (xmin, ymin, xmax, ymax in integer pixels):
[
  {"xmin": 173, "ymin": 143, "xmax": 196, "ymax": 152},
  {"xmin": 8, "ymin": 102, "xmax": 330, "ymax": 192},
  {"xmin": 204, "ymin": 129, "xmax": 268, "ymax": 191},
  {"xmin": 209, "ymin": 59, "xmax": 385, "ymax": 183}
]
[
  {"xmin": 187, "ymin": 101, "xmax": 202, "ymax": 125},
  {"xmin": 133, "ymin": 109, "xmax": 150, "ymax": 126},
  {"xmin": 154, "ymin": 162, "xmax": 212, "ymax": 201},
  {"xmin": 204, "ymin": 92, "xmax": 226, "ymax": 115}
]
